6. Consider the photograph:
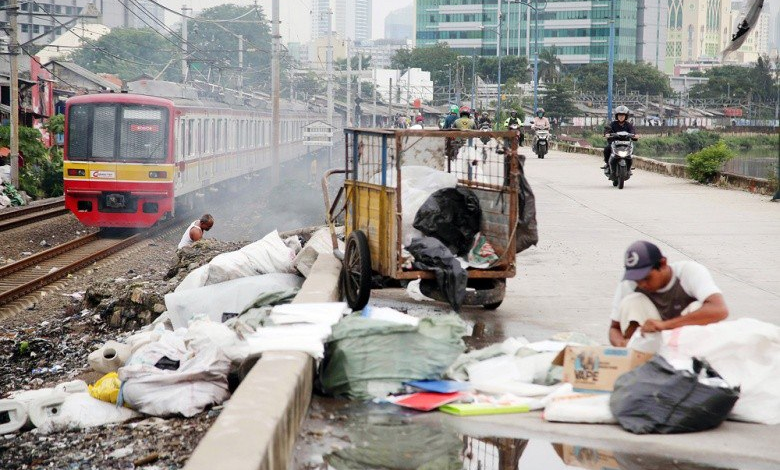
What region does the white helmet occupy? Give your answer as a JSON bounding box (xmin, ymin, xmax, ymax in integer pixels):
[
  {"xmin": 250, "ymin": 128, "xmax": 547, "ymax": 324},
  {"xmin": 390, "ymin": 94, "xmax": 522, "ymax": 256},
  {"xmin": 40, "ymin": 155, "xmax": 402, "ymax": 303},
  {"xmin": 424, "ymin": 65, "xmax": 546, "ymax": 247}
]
[{"xmin": 615, "ymin": 105, "xmax": 630, "ymax": 118}]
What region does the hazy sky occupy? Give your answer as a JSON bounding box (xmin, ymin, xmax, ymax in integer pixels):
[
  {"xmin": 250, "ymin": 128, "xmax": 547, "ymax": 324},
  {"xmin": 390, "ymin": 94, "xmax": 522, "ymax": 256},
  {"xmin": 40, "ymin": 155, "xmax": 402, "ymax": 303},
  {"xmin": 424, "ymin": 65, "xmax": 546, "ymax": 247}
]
[{"xmin": 159, "ymin": 0, "xmax": 414, "ymax": 44}]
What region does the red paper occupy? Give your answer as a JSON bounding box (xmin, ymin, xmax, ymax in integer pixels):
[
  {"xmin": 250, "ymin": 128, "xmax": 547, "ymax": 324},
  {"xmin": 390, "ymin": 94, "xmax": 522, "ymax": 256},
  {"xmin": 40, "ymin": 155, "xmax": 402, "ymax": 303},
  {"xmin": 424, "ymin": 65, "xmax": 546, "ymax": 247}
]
[{"xmin": 393, "ymin": 392, "xmax": 462, "ymax": 412}]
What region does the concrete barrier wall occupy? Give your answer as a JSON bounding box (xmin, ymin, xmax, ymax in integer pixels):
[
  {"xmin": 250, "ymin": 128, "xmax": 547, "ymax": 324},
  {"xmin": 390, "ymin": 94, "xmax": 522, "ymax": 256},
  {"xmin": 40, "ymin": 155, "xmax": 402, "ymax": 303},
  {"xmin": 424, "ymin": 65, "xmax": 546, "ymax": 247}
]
[
  {"xmin": 185, "ymin": 253, "xmax": 342, "ymax": 470},
  {"xmin": 554, "ymin": 143, "xmax": 776, "ymax": 195}
]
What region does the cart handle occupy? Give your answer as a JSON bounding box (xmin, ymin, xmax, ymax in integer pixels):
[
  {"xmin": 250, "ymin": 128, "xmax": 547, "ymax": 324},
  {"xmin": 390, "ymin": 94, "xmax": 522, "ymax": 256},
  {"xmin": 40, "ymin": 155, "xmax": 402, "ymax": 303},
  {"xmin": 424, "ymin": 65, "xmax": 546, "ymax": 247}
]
[{"xmin": 322, "ymin": 169, "xmax": 348, "ymax": 253}]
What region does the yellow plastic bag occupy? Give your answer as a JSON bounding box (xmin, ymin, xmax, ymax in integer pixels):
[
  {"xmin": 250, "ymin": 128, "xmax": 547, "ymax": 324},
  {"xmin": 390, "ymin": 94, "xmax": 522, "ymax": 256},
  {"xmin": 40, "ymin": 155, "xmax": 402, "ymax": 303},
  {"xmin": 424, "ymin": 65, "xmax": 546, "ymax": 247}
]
[{"xmin": 88, "ymin": 372, "xmax": 121, "ymax": 404}]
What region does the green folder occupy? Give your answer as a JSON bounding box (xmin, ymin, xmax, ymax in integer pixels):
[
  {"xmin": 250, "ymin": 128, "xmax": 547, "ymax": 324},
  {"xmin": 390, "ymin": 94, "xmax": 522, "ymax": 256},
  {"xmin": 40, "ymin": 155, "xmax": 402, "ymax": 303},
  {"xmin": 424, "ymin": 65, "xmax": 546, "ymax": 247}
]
[{"xmin": 438, "ymin": 403, "xmax": 531, "ymax": 416}]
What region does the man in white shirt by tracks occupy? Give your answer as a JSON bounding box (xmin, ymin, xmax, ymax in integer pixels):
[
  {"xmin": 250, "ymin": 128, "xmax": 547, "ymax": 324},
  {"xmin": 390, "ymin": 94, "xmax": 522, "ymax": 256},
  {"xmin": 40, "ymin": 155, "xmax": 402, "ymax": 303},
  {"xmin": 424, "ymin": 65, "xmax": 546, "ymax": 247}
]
[
  {"xmin": 608, "ymin": 240, "xmax": 729, "ymax": 347},
  {"xmin": 177, "ymin": 214, "xmax": 214, "ymax": 250}
]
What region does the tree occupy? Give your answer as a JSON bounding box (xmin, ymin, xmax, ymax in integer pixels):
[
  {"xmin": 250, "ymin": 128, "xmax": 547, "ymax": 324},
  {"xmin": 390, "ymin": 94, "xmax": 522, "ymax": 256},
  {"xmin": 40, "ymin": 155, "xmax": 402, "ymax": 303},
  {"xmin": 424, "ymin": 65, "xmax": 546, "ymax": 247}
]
[
  {"xmin": 473, "ymin": 56, "xmax": 530, "ymax": 86},
  {"xmin": 70, "ymin": 28, "xmax": 181, "ymax": 81},
  {"xmin": 187, "ymin": 4, "xmax": 272, "ymax": 89},
  {"xmin": 541, "ymin": 80, "xmax": 578, "ymax": 119},
  {"xmin": 573, "ymin": 61, "xmax": 673, "ymax": 96},
  {"xmin": 538, "ymin": 47, "xmax": 562, "ymax": 84},
  {"xmin": 390, "ymin": 43, "xmax": 459, "ymax": 89},
  {"xmin": 335, "ymin": 53, "xmax": 372, "ymax": 71},
  {"xmin": 688, "ymin": 59, "xmax": 775, "ymax": 101}
]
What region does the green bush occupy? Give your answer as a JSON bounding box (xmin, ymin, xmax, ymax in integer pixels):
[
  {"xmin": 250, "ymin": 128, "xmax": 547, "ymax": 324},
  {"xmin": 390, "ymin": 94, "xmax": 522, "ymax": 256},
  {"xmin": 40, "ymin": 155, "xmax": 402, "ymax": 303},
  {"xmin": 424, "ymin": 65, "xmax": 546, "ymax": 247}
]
[
  {"xmin": 686, "ymin": 141, "xmax": 734, "ymax": 184},
  {"xmin": 0, "ymin": 125, "xmax": 63, "ymax": 198}
]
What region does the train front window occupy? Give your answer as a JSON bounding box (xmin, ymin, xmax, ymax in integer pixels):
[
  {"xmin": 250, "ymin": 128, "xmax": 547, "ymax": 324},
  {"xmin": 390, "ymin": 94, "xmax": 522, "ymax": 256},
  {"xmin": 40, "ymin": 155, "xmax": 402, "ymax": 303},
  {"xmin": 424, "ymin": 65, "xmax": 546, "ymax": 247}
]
[
  {"xmin": 66, "ymin": 104, "xmax": 169, "ymax": 162},
  {"xmin": 92, "ymin": 106, "xmax": 116, "ymax": 160},
  {"xmin": 119, "ymin": 107, "xmax": 168, "ymax": 161},
  {"xmin": 67, "ymin": 105, "xmax": 90, "ymax": 159}
]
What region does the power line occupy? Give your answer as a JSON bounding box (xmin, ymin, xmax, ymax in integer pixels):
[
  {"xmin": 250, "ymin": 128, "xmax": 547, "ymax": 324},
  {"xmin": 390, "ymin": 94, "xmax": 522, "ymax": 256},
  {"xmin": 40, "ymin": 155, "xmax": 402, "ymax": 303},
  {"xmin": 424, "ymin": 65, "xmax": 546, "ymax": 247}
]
[{"xmin": 27, "ymin": 2, "xmax": 166, "ymax": 67}]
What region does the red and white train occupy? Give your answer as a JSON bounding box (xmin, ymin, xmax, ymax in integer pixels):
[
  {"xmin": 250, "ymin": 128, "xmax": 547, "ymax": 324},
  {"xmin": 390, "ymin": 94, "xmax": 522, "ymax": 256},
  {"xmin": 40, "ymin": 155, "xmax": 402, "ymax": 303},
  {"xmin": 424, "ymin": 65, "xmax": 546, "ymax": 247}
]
[{"xmin": 63, "ymin": 80, "xmax": 324, "ymax": 228}]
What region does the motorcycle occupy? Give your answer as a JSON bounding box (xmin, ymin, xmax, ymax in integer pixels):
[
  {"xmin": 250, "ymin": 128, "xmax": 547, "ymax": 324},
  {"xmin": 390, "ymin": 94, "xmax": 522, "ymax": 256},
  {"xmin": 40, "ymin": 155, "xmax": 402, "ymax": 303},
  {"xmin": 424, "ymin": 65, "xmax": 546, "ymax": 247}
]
[
  {"xmin": 605, "ymin": 131, "xmax": 637, "ymax": 189},
  {"xmin": 533, "ymin": 128, "xmax": 550, "ymax": 158},
  {"xmin": 506, "ymin": 123, "xmax": 525, "ymax": 147}
]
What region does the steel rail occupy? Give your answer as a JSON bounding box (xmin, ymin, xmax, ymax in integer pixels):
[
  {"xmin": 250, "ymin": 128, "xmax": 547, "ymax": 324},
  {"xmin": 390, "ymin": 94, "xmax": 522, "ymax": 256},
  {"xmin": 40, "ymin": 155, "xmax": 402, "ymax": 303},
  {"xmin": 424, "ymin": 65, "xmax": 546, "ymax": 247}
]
[
  {"xmin": 0, "ymin": 197, "xmax": 69, "ymax": 232},
  {"xmin": 0, "ymin": 217, "xmax": 182, "ymax": 307}
]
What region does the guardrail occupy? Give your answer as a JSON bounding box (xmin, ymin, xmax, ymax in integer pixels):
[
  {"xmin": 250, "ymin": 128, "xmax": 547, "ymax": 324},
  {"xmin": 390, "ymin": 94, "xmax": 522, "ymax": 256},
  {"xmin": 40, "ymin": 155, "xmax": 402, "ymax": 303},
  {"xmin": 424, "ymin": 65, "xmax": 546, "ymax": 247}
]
[{"xmin": 554, "ymin": 142, "xmax": 776, "ymax": 196}]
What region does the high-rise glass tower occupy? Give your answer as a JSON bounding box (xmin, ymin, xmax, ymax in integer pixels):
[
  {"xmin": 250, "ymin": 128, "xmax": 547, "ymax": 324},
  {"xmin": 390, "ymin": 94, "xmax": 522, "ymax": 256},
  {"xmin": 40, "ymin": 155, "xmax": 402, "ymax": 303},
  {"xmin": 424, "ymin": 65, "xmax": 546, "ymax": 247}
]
[
  {"xmin": 414, "ymin": 0, "xmax": 640, "ymax": 65},
  {"xmin": 312, "ymin": 0, "xmax": 372, "ymax": 42}
]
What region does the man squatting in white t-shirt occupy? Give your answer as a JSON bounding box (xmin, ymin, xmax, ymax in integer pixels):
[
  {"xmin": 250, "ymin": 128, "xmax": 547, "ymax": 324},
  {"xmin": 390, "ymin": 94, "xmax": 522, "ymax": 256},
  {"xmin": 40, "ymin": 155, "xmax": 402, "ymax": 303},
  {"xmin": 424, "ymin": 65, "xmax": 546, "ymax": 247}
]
[{"xmin": 608, "ymin": 240, "xmax": 729, "ymax": 347}]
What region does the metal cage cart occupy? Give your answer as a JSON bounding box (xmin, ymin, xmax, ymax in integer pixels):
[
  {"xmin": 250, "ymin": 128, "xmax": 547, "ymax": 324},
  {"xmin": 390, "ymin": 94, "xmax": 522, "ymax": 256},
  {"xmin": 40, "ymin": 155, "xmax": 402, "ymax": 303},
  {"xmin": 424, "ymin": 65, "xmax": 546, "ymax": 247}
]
[{"xmin": 323, "ymin": 128, "xmax": 520, "ymax": 310}]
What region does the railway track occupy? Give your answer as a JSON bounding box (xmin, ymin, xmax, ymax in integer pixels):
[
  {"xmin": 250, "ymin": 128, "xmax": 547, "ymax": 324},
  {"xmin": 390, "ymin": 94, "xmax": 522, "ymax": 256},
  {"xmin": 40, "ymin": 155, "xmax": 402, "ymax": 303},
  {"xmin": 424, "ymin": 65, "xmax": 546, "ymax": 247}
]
[
  {"xmin": 0, "ymin": 231, "xmax": 147, "ymax": 307},
  {"xmin": 0, "ymin": 197, "xmax": 69, "ymax": 232}
]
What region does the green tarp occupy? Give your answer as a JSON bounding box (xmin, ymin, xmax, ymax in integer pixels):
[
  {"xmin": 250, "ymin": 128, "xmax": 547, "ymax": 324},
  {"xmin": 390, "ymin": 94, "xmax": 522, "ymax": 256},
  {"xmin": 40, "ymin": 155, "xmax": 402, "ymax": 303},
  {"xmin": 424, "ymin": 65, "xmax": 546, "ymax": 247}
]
[{"xmin": 319, "ymin": 314, "xmax": 467, "ymax": 400}]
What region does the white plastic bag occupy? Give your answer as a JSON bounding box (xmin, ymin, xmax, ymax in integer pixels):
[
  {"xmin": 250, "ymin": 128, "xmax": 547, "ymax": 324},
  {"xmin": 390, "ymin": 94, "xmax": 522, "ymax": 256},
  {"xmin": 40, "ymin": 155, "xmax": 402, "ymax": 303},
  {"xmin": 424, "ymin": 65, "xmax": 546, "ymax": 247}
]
[
  {"xmin": 119, "ymin": 345, "xmax": 231, "ymax": 417},
  {"xmin": 543, "ymin": 393, "xmax": 617, "ymax": 424},
  {"xmin": 165, "ymin": 273, "xmax": 303, "ymax": 329},
  {"xmin": 29, "ymin": 393, "xmax": 139, "ymax": 434},
  {"xmin": 126, "ymin": 330, "xmax": 189, "ymax": 367},
  {"xmin": 268, "ymin": 302, "xmax": 348, "ymax": 326},
  {"xmin": 184, "ymin": 318, "xmax": 240, "ymax": 353},
  {"xmin": 175, "ymin": 265, "xmax": 210, "ymax": 292},
  {"xmin": 659, "ymin": 318, "xmax": 780, "ymax": 425},
  {"xmin": 202, "ymin": 230, "xmax": 297, "ymax": 286}
]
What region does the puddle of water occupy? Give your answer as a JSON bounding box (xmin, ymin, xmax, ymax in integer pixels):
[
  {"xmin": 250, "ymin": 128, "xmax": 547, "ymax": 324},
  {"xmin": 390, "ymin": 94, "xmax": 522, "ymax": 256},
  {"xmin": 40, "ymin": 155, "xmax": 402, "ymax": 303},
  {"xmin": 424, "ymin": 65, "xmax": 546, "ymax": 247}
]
[{"xmin": 293, "ymin": 400, "xmax": 758, "ymax": 470}]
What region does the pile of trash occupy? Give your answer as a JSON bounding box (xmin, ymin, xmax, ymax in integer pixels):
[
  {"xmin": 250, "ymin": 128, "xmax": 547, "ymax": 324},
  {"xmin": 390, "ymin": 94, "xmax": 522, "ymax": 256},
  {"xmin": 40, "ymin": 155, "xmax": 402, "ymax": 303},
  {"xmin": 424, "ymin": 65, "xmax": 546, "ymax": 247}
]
[
  {"xmin": 0, "ymin": 166, "xmax": 32, "ymax": 208},
  {"xmin": 1, "ymin": 228, "xmax": 347, "ymax": 437},
  {"xmin": 316, "ymin": 311, "xmax": 780, "ymax": 433},
  {"xmin": 375, "ymin": 163, "xmax": 537, "ymax": 311}
]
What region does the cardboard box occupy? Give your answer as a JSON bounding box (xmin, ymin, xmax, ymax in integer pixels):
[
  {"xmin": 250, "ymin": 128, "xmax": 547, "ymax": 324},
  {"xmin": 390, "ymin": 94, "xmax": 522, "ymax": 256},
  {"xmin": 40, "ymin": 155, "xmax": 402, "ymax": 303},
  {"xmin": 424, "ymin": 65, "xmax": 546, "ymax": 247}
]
[
  {"xmin": 552, "ymin": 443, "xmax": 621, "ymax": 470},
  {"xmin": 552, "ymin": 346, "xmax": 654, "ymax": 393}
]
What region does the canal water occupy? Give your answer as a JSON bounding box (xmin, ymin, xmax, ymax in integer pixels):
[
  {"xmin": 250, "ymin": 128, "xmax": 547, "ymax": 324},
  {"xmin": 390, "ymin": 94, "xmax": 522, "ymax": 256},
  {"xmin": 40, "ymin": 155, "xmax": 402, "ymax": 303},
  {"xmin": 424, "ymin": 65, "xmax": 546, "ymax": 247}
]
[
  {"xmin": 640, "ymin": 148, "xmax": 778, "ymax": 180},
  {"xmin": 292, "ymin": 399, "xmax": 768, "ymax": 470}
]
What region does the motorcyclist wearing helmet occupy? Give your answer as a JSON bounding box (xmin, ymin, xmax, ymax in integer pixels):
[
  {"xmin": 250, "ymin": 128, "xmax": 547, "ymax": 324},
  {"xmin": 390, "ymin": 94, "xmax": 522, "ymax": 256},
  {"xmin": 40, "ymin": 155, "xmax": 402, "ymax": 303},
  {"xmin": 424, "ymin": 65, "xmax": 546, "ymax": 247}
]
[
  {"xmin": 443, "ymin": 105, "xmax": 459, "ymax": 129},
  {"xmin": 531, "ymin": 108, "xmax": 551, "ymax": 154},
  {"xmin": 477, "ymin": 111, "xmax": 492, "ymax": 129},
  {"xmin": 453, "ymin": 106, "xmax": 477, "ymax": 130},
  {"xmin": 602, "ymin": 105, "xmax": 638, "ymax": 172},
  {"xmin": 504, "ymin": 110, "xmax": 525, "ymax": 146}
]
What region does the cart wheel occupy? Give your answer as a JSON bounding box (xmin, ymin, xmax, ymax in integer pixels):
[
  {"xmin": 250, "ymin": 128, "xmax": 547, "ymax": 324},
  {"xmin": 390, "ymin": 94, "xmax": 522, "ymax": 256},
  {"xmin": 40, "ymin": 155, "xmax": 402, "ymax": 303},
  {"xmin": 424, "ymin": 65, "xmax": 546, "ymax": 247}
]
[
  {"xmin": 343, "ymin": 230, "xmax": 371, "ymax": 310},
  {"xmin": 483, "ymin": 301, "xmax": 503, "ymax": 310}
]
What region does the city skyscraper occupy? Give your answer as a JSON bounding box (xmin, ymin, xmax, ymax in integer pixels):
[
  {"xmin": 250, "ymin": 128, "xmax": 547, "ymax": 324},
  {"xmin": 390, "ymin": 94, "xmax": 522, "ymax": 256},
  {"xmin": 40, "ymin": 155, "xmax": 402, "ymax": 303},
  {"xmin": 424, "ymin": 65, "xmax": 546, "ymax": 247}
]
[
  {"xmin": 385, "ymin": 4, "xmax": 413, "ymax": 41},
  {"xmin": 636, "ymin": 0, "xmax": 669, "ymax": 69},
  {"xmin": 414, "ymin": 0, "xmax": 641, "ymax": 66},
  {"xmin": 665, "ymin": 0, "xmax": 731, "ymax": 74},
  {"xmin": 312, "ymin": 0, "xmax": 372, "ymax": 42}
]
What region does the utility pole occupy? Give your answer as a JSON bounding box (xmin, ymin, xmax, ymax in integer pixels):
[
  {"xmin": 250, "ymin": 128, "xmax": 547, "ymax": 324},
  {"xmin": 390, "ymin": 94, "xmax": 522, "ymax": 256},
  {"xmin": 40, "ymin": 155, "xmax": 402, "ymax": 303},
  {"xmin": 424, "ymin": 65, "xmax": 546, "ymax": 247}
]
[
  {"xmin": 181, "ymin": 4, "xmax": 190, "ymax": 82},
  {"xmin": 505, "ymin": 0, "xmax": 511, "ymax": 56},
  {"xmin": 9, "ymin": 0, "xmax": 19, "ymax": 187},
  {"xmin": 388, "ymin": 78, "xmax": 393, "ymax": 126},
  {"xmin": 606, "ymin": 0, "xmax": 616, "ymax": 122},
  {"xmin": 271, "ymin": 0, "xmax": 280, "ymax": 184},
  {"xmin": 326, "ymin": 8, "xmax": 334, "ymax": 165},
  {"xmin": 238, "ymin": 34, "xmax": 243, "ymax": 92},
  {"xmin": 496, "ymin": 7, "xmax": 503, "ymax": 121},
  {"xmin": 471, "ymin": 51, "xmax": 476, "ymax": 112},
  {"xmin": 372, "ymin": 67, "xmax": 377, "ymax": 127},
  {"xmin": 346, "ymin": 38, "xmax": 352, "ymax": 126}
]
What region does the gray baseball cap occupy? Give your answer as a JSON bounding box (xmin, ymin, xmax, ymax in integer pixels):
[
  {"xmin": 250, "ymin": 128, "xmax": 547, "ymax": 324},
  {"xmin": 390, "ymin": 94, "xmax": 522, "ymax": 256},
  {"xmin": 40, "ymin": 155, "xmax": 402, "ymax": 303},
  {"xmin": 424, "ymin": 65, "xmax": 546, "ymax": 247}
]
[{"xmin": 623, "ymin": 240, "xmax": 663, "ymax": 281}]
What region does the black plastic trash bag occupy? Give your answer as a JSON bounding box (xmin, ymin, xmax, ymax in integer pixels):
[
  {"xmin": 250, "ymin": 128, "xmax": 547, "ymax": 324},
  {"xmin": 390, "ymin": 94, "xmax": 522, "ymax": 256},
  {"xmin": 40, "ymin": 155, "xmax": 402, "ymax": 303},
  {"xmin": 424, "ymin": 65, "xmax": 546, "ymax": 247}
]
[
  {"xmin": 609, "ymin": 356, "xmax": 739, "ymax": 434},
  {"xmin": 515, "ymin": 153, "xmax": 538, "ymax": 253},
  {"xmin": 413, "ymin": 187, "xmax": 481, "ymax": 256},
  {"xmin": 407, "ymin": 237, "xmax": 467, "ymax": 311}
]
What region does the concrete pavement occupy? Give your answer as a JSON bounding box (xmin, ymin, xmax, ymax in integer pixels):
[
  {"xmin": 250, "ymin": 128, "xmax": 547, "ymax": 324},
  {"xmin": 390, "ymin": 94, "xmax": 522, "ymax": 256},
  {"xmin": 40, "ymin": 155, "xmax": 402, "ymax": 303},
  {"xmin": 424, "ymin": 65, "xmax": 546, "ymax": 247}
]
[
  {"xmin": 500, "ymin": 148, "xmax": 779, "ymax": 343},
  {"xmin": 379, "ymin": 148, "xmax": 780, "ymax": 466}
]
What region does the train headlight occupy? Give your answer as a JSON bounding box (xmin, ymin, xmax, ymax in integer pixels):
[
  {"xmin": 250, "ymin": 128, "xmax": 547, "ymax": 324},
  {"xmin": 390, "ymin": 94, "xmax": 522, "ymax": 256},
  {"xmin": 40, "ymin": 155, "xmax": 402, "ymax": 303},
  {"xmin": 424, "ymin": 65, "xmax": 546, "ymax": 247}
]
[
  {"xmin": 67, "ymin": 168, "xmax": 86, "ymax": 176},
  {"xmin": 148, "ymin": 171, "xmax": 168, "ymax": 179}
]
